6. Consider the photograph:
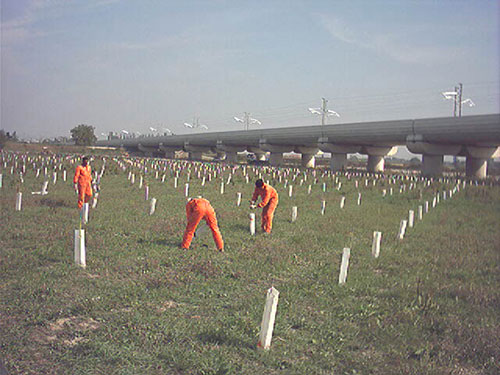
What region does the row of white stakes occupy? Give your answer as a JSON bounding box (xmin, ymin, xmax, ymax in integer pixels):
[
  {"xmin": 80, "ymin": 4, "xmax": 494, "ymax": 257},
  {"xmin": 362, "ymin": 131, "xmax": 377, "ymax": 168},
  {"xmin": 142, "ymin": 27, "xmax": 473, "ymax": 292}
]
[
  {"xmin": 258, "ymin": 236, "xmax": 383, "ymax": 350},
  {"xmin": 397, "ymin": 184, "xmax": 460, "ymax": 240}
]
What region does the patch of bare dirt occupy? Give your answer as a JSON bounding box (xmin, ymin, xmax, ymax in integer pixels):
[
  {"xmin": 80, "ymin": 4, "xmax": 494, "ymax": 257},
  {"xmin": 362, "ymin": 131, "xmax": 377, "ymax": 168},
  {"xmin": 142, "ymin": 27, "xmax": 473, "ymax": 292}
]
[{"xmin": 31, "ymin": 316, "xmax": 100, "ymax": 347}]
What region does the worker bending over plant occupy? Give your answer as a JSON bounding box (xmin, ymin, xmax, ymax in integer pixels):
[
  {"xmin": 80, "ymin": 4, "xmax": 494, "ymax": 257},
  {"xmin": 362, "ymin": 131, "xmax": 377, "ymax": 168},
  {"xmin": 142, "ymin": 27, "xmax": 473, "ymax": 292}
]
[{"xmin": 182, "ymin": 197, "xmax": 224, "ymax": 251}]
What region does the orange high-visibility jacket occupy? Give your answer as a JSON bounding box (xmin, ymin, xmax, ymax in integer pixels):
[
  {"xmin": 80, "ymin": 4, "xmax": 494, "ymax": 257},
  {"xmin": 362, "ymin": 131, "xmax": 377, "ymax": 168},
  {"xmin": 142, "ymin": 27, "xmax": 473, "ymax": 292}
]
[
  {"xmin": 74, "ymin": 165, "xmax": 92, "ymax": 186},
  {"xmin": 182, "ymin": 198, "xmax": 224, "ymax": 250},
  {"xmin": 252, "ymin": 183, "xmax": 278, "ymax": 207}
]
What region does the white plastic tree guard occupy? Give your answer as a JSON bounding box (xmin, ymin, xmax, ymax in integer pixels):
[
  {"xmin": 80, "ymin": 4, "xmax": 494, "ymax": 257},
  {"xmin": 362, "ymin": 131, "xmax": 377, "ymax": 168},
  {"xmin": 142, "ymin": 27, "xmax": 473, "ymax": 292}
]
[
  {"xmin": 82, "ymin": 203, "xmax": 89, "ymax": 224},
  {"xmin": 338, "ymin": 248, "xmax": 351, "ymax": 285},
  {"xmin": 15, "ymin": 192, "xmax": 22, "ymax": 211},
  {"xmin": 291, "ymin": 206, "xmax": 297, "ymax": 222},
  {"xmin": 257, "ymin": 286, "xmax": 280, "ymax": 350},
  {"xmin": 398, "ymin": 220, "xmax": 407, "ymax": 240},
  {"xmin": 236, "ymin": 192, "xmax": 242, "ymax": 207},
  {"xmin": 249, "ymin": 213, "xmax": 256, "ymax": 235},
  {"xmin": 372, "ymin": 231, "xmax": 382, "ymax": 258},
  {"xmin": 408, "ymin": 210, "xmax": 415, "ymax": 228},
  {"xmin": 149, "ymin": 198, "xmax": 157, "ymax": 215},
  {"xmin": 74, "ymin": 229, "xmax": 86, "ymax": 268}
]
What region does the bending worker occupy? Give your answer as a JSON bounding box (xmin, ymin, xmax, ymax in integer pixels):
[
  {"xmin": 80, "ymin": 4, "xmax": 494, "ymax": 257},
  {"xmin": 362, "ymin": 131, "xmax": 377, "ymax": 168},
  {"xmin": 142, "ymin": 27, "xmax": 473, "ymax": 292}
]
[
  {"xmin": 73, "ymin": 156, "xmax": 93, "ymax": 209},
  {"xmin": 182, "ymin": 197, "xmax": 224, "ymax": 252},
  {"xmin": 250, "ymin": 179, "xmax": 279, "ymax": 234}
]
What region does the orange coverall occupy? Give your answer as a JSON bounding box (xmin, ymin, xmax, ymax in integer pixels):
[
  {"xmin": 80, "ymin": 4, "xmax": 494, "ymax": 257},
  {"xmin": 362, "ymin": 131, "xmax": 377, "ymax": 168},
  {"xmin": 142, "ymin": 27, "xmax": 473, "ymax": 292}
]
[
  {"xmin": 74, "ymin": 165, "xmax": 93, "ymax": 209},
  {"xmin": 182, "ymin": 198, "xmax": 224, "ymax": 250},
  {"xmin": 252, "ymin": 183, "xmax": 279, "ymax": 233}
]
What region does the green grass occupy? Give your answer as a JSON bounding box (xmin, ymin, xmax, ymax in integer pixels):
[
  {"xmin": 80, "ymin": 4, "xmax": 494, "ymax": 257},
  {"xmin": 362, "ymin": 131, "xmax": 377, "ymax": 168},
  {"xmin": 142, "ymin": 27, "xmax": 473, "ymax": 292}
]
[{"xmin": 1, "ymin": 155, "xmax": 499, "ymax": 374}]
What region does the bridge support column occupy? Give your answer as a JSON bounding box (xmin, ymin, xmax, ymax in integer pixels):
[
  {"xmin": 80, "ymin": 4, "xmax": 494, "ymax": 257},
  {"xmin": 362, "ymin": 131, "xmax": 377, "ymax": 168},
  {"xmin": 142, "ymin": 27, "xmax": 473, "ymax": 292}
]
[
  {"xmin": 367, "ymin": 155, "xmax": 384, "ymax": 172},
  {"xmin": 330, "ymin": 154, "xmax": 347, "ymax": 172},
  {"xmin": 362, "ymin": 146, "xmax": 398, "ymax": 173},
  {"xmin": 216, "ymin": 141, "xmax": 245, "ymax": 165},
  {"xmin": 406, "ymin": 135, "xmax": 462, "ymax": 178},
  {"xmin": 301, "ymin": 153, "xmax": 315, "ymax": 168},
  {"xmin": 225, "ymin": 151, "xmax": 238, "ymax": 164},
  {"xmin": 269, "ymin": 152, "xmax": 283, "ymax": 166},
  {"xmin": 317, "ymin": 139, "xmax": 361, "ymax": 172},
  {"xmin": 138, "ymin": 143, "xmax": 159, "ymax": 157},
  {"xmin": 295, "ymin": 146, "xmax": 319, "ymax": 169},
  {"xmin": 159, "ymin": 143, "xmax": 178, "ymax": 160},
  {"xmin": 163, "ymin": 150, "xmax": 175, "ymax": 159},
  {"xmin": 463, "ymin": 146, "xmax": 500, "ymax": 179},
  {"xmin": 422, "ymin": 155, "xmax": 443, "ymax": 177},
  {"xmin": 255, "ymin": 153, "xmax": 267, "ymax": 161},
  {"xmin": 189, "ymin": 151, "xmax": 203, "ymax": 161},
  {"xmin": 259, "ymin": 140, "xmax": 293, "ymax": 166},
  {"xmin": 465, "ymin": 158, "xmax": 487, "ymax": 179}
]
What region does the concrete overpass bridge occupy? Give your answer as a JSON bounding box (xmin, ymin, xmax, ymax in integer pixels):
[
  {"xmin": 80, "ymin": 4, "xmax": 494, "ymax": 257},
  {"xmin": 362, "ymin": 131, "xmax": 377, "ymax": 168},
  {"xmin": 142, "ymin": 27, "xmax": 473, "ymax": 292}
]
[{"xmin": 97, "ymin": 114, "xmax": 500, "ymax": 179}]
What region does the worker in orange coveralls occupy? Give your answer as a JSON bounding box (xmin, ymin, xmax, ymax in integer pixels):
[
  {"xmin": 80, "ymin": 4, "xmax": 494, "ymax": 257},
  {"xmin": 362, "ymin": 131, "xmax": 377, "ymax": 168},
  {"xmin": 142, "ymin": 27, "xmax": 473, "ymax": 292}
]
[
  {"xmin": 73, "ymin": 156, "xmax": 93, "ymax": 209},
  {"xmin": 250, "ymin": 179, "xmax": 279, "ymax": 234},
  {"xmin": 181, "ymin": 197, "xmax": 224, "ymax": 251}
]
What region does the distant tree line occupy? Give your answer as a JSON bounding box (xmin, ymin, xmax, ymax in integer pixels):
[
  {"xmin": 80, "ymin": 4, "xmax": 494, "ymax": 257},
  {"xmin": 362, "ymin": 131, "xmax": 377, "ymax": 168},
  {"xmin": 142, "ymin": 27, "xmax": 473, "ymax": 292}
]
[
  {"xmin": 70, "ymin": 124, "xmax": 97, "ymax": 146},
  {"xmin": 0, "ymin": 130, "xmax": 18, "ymax": 148}
]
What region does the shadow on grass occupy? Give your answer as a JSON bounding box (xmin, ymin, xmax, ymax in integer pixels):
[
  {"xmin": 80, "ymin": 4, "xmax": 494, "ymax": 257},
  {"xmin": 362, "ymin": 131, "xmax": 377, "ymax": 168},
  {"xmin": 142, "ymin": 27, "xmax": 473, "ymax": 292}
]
[
  {"xmin": 135, "ymin": 238, "xmax": 181, "ymax": 247},
  {"xmin": 39, "ymin": 197, "xmax": 72, "ymax": 208},
  {"xmin": 197, "ymin": 330, "xmax": 254, "ymax": 349}
]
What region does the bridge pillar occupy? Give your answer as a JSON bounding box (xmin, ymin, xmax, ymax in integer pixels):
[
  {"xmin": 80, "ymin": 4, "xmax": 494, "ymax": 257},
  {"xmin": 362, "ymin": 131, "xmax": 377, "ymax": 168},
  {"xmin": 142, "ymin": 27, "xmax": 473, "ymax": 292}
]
[
  {"xmin": 225, "ymin": 151, "xmax": 238, "ymax": 164},
  {"xmin": 318, "ymin": 138, "xmax": 361, "ymax": 172},
  {"xmin": 295, "ymin": 146, "xmax": 319, "ymax": 169},
  {"xmin": 407, "ymin": 135, "xmax": 473, "ymax": 178},
  {"xmin": 255, "ymin": 153, "xmax": 267, "ymax": 161},
  {"xmin": 463, "ymin": 146, "xmax": 500, "ymax": 179},
  {"xmin": 362, "ymin": 146, "xmax": 398, "ymax": 173},
  {"xmin": 163, "ymin": 150, "xmax": 175, "ymax": 159},
  {"xmin": 465, "ymin": 158, "xmax": 487, "ymax": 179},
  {"xmin": 216, "ymin": 141, "xmax": 244, "ymax": 164},
  {"xmin": 301, "ymin": 153, "xmax": 315, "ymax": 168},
  {"xmin": 367, "ymin": 155, "xmax": 384, "ymax": 172},
  {"xmin": 184, "ymin": 141, "xmax": 214, "ymax": 162},
  {"xmin": 189, "ymin": 151, "xmax": 203, "ymax": 161},
  {"xmin": 259, "ymin": 139, "xmax": 293, "ymax": 166},
  {"xmin": 269, "ymin": 152, "xmax": 283, "ymax": 166},
  {"xmin": 138, "ymin": 143, "xmax": 159, "ymax": 157},
  {"xmin": 159, "ymin": 143, "xmax": 178, "ymax": 160},
  {"xmin": 330, "ymin": 154, "xmax": 347, "ymax": 172},
  {"xmin": 422, "ymin": 155, "xmax": 443, "ymax": 177}
]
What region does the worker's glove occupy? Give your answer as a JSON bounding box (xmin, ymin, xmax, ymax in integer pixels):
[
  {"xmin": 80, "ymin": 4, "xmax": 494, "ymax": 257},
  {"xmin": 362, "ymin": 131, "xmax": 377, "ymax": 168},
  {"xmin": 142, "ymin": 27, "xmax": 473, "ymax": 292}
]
[{"xmin": 74, "ymin": 183, "xmax": 78, "ymax": 194}]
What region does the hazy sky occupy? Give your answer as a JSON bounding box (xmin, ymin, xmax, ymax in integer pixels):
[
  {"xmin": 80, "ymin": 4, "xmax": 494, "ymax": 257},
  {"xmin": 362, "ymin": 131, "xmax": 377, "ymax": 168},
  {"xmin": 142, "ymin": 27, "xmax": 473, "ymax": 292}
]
[{"xmin": 1, "ymin": 0, "xmax": 499, "ymax": 141}]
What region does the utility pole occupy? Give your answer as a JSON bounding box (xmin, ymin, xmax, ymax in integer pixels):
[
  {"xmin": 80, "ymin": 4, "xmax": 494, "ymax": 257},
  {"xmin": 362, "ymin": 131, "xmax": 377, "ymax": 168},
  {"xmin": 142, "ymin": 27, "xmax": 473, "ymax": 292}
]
[
  {"xmin": 321, "ymin": 98, "xmax": 328, "ymax": 126},
  {"xmin": 457, "ymin": 83, "xmax": 463, "ymax": 117},
  {"xmin": 453, "ymin": 85, "xmax": 458, "ymax": 117},
  {"xmin": 244, "ymin": 112, "xmax": 250, "ymax": 131},
  {"xmin": 233, "ymin": 112, "xmax": 261, "ymax": 131}
]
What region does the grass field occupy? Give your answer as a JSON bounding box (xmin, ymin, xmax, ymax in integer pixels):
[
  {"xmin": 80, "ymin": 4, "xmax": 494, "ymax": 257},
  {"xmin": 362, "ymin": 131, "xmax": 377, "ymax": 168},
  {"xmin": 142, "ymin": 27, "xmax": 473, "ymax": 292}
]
[{"xmin": 1, "ymin": 153, "xmax": 499, "ymax": 374}]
